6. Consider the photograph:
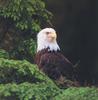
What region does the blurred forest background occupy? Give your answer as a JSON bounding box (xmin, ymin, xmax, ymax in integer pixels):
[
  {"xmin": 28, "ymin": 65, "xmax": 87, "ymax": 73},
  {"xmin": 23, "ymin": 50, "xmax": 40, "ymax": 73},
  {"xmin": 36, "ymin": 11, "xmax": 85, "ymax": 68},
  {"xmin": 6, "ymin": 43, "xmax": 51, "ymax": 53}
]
[{"xmin": 46, "ymin": 0, "xmax": 97, "ymax": 85}]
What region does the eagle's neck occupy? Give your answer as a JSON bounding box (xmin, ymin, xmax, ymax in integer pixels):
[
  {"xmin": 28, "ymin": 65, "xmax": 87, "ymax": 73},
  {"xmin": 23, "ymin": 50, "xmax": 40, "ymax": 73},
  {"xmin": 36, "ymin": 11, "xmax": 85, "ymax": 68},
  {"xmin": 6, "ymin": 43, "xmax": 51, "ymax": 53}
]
[{"xmin": 37, "ymin": 41, "xmax": 60, "ymax": 52}]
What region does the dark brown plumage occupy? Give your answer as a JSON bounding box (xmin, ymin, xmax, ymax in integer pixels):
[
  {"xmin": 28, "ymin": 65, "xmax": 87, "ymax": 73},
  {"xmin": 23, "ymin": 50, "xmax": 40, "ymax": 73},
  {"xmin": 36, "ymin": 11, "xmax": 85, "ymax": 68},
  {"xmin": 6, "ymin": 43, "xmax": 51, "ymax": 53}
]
[{"xmin": 35, "ymin": 48, "xmax": 74, "ymax": 81}]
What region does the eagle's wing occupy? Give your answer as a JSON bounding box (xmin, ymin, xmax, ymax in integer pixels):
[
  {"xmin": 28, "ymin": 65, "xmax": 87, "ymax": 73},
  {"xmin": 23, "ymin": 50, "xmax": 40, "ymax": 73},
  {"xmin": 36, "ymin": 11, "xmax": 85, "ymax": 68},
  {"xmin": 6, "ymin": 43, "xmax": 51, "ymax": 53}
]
[{"xmin": 38, "ymin": 52, "xmax": 74, "ymax": 80}]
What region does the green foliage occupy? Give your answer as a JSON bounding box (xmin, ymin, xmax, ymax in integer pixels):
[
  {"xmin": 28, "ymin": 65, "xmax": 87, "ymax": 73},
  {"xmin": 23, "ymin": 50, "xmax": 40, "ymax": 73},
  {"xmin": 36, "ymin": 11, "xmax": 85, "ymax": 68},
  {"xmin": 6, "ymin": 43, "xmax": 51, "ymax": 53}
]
[
  {"xmin": 0, "ymin": 0, "xmax": 52, "ymax": 60},
  {"xmin": 10, "ymin": 38, "xmax": 36, "ymax": 62},
  {"xmin": 0, "ymin": 58, "xmax": 98, "ymax": 99},
  {"xmin": 0, "ymin": 82, "xmax": 60, "ymax": 100},
  {"xmin": 0, "ymin": 58, "xmax": 55, "ymax": 84},
  {"xmin": 0, "ymin": 58, "xmax": 60, "ymax": 99},
  {"xmin": 0, "ymin": 49, "xmax": 9, "ymax": 59},
  {"xmin": 22, "ymin": 39, "xmax": 37, "ymax": 57},
  {"xmin": 55, "ymin": 87, "xmax": 98, "ymax": 100},
  {"xmin": 0, "ymin": 0, "xmax": 52, "ymax": 32}
]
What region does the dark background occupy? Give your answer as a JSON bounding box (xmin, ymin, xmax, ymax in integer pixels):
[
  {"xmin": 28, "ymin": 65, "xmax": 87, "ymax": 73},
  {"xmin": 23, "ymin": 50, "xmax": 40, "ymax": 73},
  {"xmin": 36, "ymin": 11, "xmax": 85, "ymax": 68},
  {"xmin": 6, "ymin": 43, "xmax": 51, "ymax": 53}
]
[{"xmin": 46, "ymin": 0, "xmax": 97, "ymax": 84}]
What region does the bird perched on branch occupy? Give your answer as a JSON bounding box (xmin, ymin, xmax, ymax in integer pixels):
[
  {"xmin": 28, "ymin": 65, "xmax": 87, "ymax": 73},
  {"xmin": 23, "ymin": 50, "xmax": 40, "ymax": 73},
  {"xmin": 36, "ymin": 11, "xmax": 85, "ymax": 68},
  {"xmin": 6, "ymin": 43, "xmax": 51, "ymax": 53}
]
[{"xmin": 35, "ymin": 28, "xmax": 75, "ymax": 84}]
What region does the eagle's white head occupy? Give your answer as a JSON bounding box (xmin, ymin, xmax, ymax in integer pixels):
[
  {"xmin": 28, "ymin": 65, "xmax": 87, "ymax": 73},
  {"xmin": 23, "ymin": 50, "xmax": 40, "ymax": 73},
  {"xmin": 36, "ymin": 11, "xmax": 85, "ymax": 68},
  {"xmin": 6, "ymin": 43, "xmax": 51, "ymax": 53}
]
[{"xmin": 37, "ymin": 28, "xmax": 60, "ymax": 52}]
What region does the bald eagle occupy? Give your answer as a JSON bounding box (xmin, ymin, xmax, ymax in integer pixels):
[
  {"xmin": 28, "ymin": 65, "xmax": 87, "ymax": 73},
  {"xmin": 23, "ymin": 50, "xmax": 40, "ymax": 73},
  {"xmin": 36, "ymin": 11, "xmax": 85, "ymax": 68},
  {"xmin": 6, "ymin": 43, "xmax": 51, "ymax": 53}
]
[{"xmin": 35, "ymin": 28, "xmax": 75, "ymax": 82}]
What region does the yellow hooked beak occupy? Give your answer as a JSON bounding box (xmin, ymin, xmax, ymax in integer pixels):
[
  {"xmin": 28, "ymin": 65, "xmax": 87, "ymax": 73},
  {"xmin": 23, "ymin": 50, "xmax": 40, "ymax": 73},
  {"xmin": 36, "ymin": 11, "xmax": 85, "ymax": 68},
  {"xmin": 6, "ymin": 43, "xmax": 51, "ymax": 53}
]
[
  {"xmin": 47, "ymin": 32, "xmax": 57, "ymax": 42},
  {"xmin": 50, "ymin": 32, "xmax": 57, "ymax": 39}
]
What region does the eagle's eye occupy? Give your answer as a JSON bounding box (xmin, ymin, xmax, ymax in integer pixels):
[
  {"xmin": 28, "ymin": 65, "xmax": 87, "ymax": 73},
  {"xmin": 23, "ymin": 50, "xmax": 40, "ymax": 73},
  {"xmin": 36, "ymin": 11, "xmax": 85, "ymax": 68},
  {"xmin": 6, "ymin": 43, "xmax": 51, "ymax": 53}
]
[{"xmin": 46, "ymin": 32, "xmax": 50, "ymax": 35}]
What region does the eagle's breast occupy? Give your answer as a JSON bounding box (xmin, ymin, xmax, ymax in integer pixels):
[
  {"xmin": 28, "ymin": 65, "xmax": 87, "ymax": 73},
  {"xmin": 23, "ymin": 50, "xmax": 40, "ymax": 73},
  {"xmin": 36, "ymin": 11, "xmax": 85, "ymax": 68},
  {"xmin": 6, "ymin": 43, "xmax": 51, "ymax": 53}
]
[{"xmin": 35, "ymin": 48, "xmax": 74, "ymax": 80}]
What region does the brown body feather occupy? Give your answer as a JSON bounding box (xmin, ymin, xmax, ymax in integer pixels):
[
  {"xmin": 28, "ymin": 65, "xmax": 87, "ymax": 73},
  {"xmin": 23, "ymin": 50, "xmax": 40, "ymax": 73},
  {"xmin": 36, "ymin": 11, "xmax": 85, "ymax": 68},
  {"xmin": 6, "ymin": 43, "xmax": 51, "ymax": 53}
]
[{"xmin": 35, "ymin": 48, "xmax": 75, "ymax": 81}]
